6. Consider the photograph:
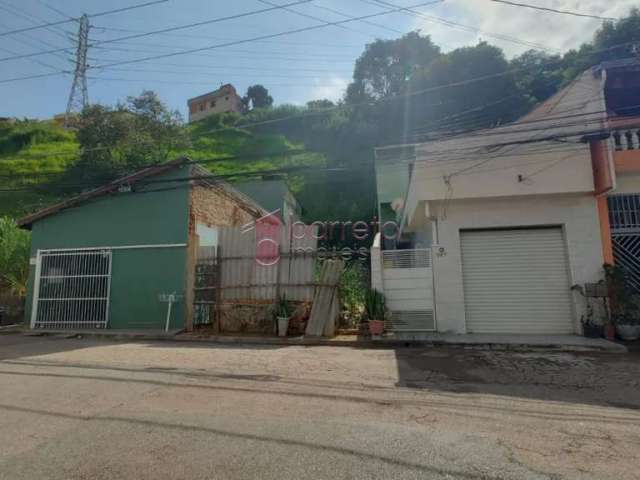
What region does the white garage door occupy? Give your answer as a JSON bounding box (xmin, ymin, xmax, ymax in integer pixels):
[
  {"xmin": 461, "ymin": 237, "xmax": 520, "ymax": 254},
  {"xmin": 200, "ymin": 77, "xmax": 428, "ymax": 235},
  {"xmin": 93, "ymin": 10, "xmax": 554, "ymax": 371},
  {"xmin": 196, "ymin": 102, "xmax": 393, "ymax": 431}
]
[{"xmin": 460, "ymin": 228, "xmax": 574, "ymax": 334}]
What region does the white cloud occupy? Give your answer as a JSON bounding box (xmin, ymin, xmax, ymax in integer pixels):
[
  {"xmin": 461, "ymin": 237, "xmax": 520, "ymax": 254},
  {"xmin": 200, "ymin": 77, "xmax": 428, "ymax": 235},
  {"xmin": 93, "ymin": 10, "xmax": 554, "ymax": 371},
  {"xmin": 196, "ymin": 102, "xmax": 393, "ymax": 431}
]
[
  {"xmin": 410, "ymin": 0, "xmax": 638, "ymax": 57},
  {"xmin": 308, "ymin": 75, "xmax": 350, "ymax": 102}
]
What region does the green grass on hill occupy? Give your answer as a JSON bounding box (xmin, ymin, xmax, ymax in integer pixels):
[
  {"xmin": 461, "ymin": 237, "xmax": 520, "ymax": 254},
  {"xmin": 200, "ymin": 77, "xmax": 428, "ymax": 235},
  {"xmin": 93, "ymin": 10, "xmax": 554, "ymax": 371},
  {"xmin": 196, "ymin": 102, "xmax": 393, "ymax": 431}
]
[
  {"xmin": 0, "ymin": 114, "xmax": 324, "ymax": 219},
  {"xmin": 0, "ymin": 120, "xmax": 78, "ymax": 218}
]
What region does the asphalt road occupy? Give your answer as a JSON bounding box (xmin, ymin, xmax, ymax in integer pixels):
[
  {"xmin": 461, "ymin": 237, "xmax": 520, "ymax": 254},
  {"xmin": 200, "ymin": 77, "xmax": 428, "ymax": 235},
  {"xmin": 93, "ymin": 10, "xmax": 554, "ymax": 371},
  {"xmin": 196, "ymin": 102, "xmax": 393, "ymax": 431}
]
[{"xmin": 0, "ymin": 334, "xmax": 639, "ymax": 479}]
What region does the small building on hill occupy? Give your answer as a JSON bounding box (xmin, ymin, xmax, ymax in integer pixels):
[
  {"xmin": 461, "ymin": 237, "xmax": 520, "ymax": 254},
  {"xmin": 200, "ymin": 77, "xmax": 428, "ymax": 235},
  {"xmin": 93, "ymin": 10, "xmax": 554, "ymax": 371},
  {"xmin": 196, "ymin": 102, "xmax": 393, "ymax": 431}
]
[
  {"xmin": 18, "ymin": 158, "xmax": 266, "ymax": 332},
  {"xmin": 187, "ymin": 84, "xmax": 243, "ymax": 122}
]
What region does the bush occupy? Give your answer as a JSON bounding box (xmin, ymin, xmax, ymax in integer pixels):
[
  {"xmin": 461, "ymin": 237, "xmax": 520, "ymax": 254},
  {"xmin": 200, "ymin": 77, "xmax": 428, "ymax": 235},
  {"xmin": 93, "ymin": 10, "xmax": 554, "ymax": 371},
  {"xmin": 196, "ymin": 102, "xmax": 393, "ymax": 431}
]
[
  {"xmin": 0, "ymin": 217, "xmax": 30, "ymax": 297},
  {"xmin": 338, "ymin": 263, "xmax": 368, "ymax": 326},
  {"xmin": 604, "ymin": 263, "xmax": 640, "ymax": 325}
]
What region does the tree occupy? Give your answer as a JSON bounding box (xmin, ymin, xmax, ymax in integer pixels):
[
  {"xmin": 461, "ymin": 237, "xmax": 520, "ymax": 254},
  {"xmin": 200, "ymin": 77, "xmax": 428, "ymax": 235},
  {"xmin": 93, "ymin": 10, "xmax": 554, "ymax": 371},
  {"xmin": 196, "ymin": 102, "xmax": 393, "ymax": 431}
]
[
  {"xmin": 406, "ymin": 42, "xmax": 528, "ymax": 135},
  {"xmin": 243, "ymin": 84, "xmax": 273, "ymax": 110},
  {"xmin": 71, "ymin": 91, "xmax": 188, "ymax": 182},
  {"xmin": 0, "ymin": 217, "xmax": 29, "ymax": 297},
  {"xmin": 560, "ymin": 9, "xmax": 640, "ymax": 84},
  {"xmin": 346, "ymin": 31, "xmax": 441, "ymax": 103},
  {"xmin": 593, "ymin": 8, "xmax": 640, "ymax": 61},
  {"xmin": 510, "ymin": 50, "xmax": 564, "ymax": 106}
]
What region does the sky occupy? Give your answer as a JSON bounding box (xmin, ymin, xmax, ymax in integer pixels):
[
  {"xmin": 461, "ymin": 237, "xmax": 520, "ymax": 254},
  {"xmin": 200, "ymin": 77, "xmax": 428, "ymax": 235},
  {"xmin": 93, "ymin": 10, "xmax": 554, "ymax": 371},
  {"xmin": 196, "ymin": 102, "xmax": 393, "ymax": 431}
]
[{"xmin": 0, "ymin": 0, "xmax": 634, "ymax": 120}]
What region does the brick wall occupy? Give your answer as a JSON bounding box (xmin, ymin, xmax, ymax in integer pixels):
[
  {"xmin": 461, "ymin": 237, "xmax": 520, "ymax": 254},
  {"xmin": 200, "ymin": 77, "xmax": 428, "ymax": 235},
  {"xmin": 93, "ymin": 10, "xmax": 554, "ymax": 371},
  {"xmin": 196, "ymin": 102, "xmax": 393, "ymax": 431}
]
[{"xmin": 189, "ymin": 184, "xmax": 257, "ymax": 233}]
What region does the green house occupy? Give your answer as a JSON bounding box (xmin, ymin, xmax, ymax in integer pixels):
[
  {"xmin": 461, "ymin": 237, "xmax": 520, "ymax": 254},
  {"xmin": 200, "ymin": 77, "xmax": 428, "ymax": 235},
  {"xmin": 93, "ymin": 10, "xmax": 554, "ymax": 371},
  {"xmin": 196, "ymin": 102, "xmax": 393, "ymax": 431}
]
[
  {"xmin": 233, "ymin": 177, "xmax": 302, "ymax": 223},
  {"xmin": 19, "ymin": 158, "xmax": 265, "ymax": 332}
]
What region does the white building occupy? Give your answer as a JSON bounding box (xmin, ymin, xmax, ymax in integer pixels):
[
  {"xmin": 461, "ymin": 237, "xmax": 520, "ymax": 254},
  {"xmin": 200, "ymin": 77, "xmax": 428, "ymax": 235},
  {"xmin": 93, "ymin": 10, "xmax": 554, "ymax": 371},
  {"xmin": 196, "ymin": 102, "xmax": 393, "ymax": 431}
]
[{"xmin": 372, "ymin": 60, "xmax": 640, "ymax": 337}]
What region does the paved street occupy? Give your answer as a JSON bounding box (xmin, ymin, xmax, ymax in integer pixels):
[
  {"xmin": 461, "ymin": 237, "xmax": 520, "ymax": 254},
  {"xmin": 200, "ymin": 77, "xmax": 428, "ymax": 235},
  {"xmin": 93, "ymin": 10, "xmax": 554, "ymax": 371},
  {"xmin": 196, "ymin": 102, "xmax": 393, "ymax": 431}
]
[{"xmin": 0, "ymin": 334, "xmax": 639, "ymax": 479}]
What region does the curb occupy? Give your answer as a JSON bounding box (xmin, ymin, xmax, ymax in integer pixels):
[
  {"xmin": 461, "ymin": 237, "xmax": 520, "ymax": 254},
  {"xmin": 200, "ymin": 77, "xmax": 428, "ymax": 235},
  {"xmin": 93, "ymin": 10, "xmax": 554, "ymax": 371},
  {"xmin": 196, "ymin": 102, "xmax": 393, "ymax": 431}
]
[{"xmin": 22, "ymin": 330, "xmax": 627, "ymax": 352}]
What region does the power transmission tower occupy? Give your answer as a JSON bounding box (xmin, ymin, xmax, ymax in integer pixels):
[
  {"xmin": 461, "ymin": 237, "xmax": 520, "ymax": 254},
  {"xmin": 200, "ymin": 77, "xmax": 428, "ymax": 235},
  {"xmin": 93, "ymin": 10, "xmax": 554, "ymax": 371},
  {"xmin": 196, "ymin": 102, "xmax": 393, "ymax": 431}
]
[{"xmin": 65, "ymin": 14, "xmax": 90, "ymax": 127}]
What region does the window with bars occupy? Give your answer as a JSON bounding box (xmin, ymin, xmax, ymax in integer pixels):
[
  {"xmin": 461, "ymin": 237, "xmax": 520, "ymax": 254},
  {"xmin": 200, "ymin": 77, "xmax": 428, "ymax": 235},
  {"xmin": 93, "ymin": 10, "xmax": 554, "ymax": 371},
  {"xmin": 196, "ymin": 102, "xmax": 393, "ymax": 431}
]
[{"xmin": 609, "ymin": 195, "xmax": 640, "ymax": 231}]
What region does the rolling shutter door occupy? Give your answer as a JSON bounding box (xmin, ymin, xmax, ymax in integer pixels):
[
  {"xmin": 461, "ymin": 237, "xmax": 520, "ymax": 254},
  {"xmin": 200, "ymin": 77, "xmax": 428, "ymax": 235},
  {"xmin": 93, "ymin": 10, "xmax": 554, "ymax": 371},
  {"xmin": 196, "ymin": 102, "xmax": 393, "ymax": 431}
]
[{"xmin": 460, "ymin": 228, "xmax": 573, "ymax": 334}]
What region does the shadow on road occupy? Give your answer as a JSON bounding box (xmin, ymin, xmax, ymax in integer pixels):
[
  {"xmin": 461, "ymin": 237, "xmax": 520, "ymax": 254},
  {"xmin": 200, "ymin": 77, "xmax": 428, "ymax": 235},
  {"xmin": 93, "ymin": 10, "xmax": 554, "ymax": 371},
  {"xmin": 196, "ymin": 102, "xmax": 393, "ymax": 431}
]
[
  {"xmin": 393, "ymin": 346, "xmax": 640, "ymax": 411},
  {"xmin": 0, "ymin": 333, "xmax": 293, "ymax": 363},
  {"xmin": 1, "ymin": 361, "xmax": 639, "ymax": 425},
  {"xmin": 0, "ymin": 334, "xmax": 103, "ymax": 361}
]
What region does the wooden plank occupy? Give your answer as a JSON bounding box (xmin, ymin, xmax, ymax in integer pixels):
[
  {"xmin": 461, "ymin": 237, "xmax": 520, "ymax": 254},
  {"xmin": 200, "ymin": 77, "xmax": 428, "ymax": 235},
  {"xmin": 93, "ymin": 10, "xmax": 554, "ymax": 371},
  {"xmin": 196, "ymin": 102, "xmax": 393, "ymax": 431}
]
[{"xmin": 306, "ymin": 260, "xmax": 343, "ymax": 337}]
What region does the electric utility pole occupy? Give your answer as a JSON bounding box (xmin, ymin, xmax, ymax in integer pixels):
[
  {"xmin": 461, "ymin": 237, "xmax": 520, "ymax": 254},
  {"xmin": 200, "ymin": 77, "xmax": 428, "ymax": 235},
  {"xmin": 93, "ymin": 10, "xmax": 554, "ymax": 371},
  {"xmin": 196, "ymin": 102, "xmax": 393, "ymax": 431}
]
[{"xmin": 65, "ymin": 14, "xmax": 90, "ymax": 128}]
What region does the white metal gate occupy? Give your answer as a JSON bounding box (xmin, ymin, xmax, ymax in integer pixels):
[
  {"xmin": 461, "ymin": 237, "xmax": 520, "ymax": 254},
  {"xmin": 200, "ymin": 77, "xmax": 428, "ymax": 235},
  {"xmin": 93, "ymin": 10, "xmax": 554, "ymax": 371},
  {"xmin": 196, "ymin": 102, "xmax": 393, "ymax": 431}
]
[
  {"xmin": 381, "ymin": 249, "xmax": 436, "ymax": 331},
  {"xmin": 609, "ymin": 194, "xmax": 640, "ymax": 291},
  {"xmin": 31, "ymin": 249, "xmax": 112, "ymax": 329}
]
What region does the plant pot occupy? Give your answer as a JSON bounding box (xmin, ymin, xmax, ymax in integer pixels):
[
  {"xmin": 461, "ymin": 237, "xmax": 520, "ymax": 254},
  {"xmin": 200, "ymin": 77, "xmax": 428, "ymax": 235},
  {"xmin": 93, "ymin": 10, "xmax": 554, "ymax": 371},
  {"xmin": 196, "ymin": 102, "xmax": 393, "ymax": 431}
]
[
  {"xmin": 582, "ymin": 323, "xmax": 603, "ymax": 338},
  {"xmin": 277, "ymin": 316, "xmax": 290, "ymax": 337},
  {"xmin": 616, "ymin": 324, "xmax": 640, "ymax": 341},
  {"xmin": 368, "ymin": 319, "xmax": 384, "ymax": 336}
]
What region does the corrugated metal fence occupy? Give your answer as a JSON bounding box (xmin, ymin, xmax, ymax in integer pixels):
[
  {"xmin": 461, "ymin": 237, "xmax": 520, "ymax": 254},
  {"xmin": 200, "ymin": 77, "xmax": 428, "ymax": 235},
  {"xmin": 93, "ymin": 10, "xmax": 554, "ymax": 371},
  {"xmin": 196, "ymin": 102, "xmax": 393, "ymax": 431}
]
[{"xmin": 193, "ymin": 225, "xmax": 319, "ymax": 330}]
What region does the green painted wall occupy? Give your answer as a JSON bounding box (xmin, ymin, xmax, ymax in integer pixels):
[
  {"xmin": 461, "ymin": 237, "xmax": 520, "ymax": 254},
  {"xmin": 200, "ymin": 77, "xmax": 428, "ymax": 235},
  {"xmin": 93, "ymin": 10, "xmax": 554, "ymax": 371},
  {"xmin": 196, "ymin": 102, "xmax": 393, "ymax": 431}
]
[
  {"xmin": 25, "ymin": 166, "xmax": 191, "ymax": 330},
  {"xmin": 234, "ymin": 179, "xmax": 301, "ymax": 221}
]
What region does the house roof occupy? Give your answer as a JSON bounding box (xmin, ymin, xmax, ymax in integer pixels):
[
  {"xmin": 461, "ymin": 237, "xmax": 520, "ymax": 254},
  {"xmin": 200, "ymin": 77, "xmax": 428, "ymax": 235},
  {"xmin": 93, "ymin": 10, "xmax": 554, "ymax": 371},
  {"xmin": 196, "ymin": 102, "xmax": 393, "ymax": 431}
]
[
  {"xmin": 187, "ymin": 84, "xmax": 239, "ymax": 104},
  {"xmin": 17, "ymin": 157, "xmax": 268, "ymax": 229},
  {"xmin": 375, "ymin": 61, "xmax": 636, "ymax": 166},
  {"xmin": 373, "ymin": 60, "xmax": 640, "ymax": 233},
  {"xmin": 189, "ymin": 163, "xmax": 269, "ymax": 217}
]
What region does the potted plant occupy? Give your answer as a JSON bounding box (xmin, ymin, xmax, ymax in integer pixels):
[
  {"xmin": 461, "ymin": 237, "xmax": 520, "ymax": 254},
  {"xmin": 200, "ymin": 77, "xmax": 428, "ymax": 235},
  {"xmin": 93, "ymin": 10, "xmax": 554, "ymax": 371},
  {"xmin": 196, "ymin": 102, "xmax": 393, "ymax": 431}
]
[
  {"xmin": 274, "ymin": 294, "xmax": 294, "ymax": 337},
  {"xmin": 363, "ymin": 289, "xmax": 386, "ymax": 338},
  {"xmin": 615, "ymin": 315, "xmax": 640, "ymax": 341},
  {"xmin": 605, "ymin": 264, "xmax": 640, "ymax": 341}
]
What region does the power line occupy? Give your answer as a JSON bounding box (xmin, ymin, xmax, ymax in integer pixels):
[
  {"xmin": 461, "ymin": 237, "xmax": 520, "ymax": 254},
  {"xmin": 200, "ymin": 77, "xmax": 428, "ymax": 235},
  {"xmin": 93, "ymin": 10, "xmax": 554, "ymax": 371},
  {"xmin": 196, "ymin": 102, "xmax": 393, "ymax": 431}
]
[
  {"xmin": 89, "ymin": 0, "xmax": 315, "ymax": 48},
  {"xmin": 0, "ymin": 148, "xmax": 318, "ymax": 179},
  {"xmin": 0, "ymin": 2, "xmax": 75, "ymax": 65},
  {"xmin": 34, "ymin": 0, "xmax": 74, "ymax": 20},
  {"xmin": 94, "ymin": 66, "xmax": 348, "ymax": 79},
  {"xmin": 486, "ymin": 0, "xmax": 618, "ymax": 21},
  {"xmin": 0, "ymin": 70, "xmax": 68, "ymax": 84},
  {"xmin": 92, "ymin": 42, "xmax": 358, "ymax": 59},
  {"xmin": 88, "ymin": 1, "xmax": 445, "ymax": 70},
  {"xmin": 193, "ymin": 40, "xmax": 639, "ymax": 136},
  {"xmin": 0, "ymin": 140, "xmax": 599, "ymax": 194},
  {"xmin": 98, "ymin": 61, "xmax": 351, "ymax": 75},
  {"xmin": 90, "ymin": 25, "xmax": 365, "ymax": 49},
  {"xmin": 0, "ymin": 24, "xmax": 70, "ymax": 72},
  {"xmin": 309, "ymin": 2, "xmax": 406, "ymax": 35},
  {"xmin": 414, "ymin": 99, "xmax": 640, "ymax": 144},
  {"xmin": 4, "ymin": 3, "xmax": 629, "ymax": 88},
  {"xmin": 88, "ymin": 75, "xmax": 348, "ymax": 87},
  {"xmin": 0, "ymin": 0, "xmax": 73, "ymax": 42},
  {"xmin": 1, "ymin": 114, "xmax": 632, "ymax": 183},
  {"xmin": 89, "ymin": 48, "xmax": 357, "ymax": 64},
  {"xmin": 0, "ymin": 0, "xmax": 314, "ymax": 63},
  {"xmin": 0, "ymin": 44, "xmax": 59, "ymax": 72},
  {"xmin": 363, "ymin": 0, "xmax": 556, "ymax": 51},
  {"xmin": 0, "ymin": 104, "xmax": 583, "ymax": 167},
  {"xmin": 0, "ymin": 149, "xmax": 321, "ymax": 183},
  {"xmin": 0, "ymin": 0, "xmax": 169, "ymax": 37},
  {"xmin": 256, "ymin": 0, "xmax": 378, "ymax": 39}
]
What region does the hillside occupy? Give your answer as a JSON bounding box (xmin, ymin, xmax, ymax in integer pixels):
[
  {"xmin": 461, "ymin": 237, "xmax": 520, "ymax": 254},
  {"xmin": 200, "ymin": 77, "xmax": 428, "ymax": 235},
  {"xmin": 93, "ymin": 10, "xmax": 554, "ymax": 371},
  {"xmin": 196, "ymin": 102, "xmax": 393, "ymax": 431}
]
[
  {"xmin": 0, "ymin": 115, "xmax": 325, "ymax": 219},
  {"xmin": 0, "ymin": 120, "xmax": 78, "ymax": 218}
]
